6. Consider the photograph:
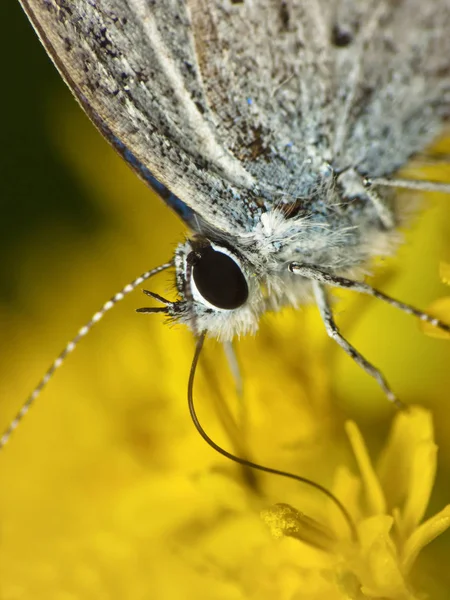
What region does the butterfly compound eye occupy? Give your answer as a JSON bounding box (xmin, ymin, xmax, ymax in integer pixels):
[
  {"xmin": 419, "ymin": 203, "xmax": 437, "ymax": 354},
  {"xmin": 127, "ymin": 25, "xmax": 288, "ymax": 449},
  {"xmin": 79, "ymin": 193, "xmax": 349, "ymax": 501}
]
[{"xmin": 192, "ymin": 246, "xmax": 249, "ymax": 310}]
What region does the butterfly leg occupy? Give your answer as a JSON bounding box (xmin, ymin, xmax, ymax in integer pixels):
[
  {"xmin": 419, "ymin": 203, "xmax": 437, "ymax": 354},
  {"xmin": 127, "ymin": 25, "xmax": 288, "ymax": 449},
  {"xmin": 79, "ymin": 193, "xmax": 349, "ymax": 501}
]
[
  {"xmin": 289, "ymin": 263, "xmax": 450, "ymax": 334},
  {"xmin": 223, "ymin": 341, "xmax": 244, "ymax": 400},
  {"xmin": 311, "ymin": 280, "xmax": 404, "ymax": 409},
  {"xmin": 222, "ymin": 341, "xmax": 258, "ymax": 489},
  {"xmin": 364, "ymin": 186, "xmax": 396, "ymax": 229}
]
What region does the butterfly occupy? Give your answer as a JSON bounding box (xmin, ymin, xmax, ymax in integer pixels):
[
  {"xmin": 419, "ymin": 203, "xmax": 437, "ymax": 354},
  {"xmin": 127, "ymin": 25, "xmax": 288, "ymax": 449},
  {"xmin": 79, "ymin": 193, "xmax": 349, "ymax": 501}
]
[
  {"xmin": 5, "ymin": 0, "xmax": 450, "ymax": 427},
  {"xmin": 1, "ymin": 3, "xmax": 450, "ymax": 589},
  {"xmin": 2, "ymin": 0, "xmax": 450, "ymax": 528}
]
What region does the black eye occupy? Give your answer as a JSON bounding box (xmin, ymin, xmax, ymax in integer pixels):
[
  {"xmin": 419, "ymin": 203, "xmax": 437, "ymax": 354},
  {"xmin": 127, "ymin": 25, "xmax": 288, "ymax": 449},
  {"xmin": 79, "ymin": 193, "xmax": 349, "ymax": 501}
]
[{"xmin": 191, "ymin": 246, "xmax": 249, "ymax": 310}]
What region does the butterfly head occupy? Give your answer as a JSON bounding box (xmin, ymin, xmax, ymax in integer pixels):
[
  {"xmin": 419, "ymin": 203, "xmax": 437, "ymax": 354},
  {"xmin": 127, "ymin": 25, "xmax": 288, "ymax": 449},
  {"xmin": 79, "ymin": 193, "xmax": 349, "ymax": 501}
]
[{"xmin": 168, "ymin": 238, "xmax": 266, "ymax": 341}]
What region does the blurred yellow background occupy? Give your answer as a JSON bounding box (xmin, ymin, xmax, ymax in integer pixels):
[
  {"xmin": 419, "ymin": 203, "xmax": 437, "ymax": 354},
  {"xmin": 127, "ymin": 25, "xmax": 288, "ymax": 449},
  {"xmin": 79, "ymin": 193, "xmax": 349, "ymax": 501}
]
[{"xmin": 1, "ymin": 3, "xmax": 450, "ymax": 599}]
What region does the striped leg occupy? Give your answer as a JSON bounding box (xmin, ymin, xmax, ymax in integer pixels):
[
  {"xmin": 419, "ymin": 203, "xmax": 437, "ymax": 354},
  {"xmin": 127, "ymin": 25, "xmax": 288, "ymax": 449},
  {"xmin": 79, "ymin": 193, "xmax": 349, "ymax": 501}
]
[{"xmin": 312, "ymin": 281, "xmax": 404, "ymax": 409}]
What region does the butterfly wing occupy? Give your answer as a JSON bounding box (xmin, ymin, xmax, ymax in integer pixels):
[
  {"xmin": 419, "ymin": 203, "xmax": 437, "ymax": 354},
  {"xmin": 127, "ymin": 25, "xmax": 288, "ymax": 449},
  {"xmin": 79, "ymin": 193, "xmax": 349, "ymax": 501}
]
[
  {"xmin": 19, "ymin": 0, "xmax": 450, "ymax": 235},
  {"xmin": 19, "ymin": 0, "xmax": 262, "ymax": 235}
]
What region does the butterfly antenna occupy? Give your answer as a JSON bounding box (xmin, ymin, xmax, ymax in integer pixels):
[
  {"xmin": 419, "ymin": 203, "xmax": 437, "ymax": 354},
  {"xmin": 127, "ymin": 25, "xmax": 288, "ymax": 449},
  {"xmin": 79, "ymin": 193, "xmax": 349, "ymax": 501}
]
[
  {"xmin": 0, "ymin": 261, "xmax": 173, "ymax": 450},
  {"xmin": 188, "ymin": 333, "xmax": 358, "ymax": 542}
]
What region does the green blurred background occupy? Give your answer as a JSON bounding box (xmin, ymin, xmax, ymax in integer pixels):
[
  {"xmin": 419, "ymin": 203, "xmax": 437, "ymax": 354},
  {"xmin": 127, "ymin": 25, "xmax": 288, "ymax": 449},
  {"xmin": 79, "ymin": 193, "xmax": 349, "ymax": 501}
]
[{"xmin": 1, "ymin": 2, "xmax": 450, "ymax": 598}]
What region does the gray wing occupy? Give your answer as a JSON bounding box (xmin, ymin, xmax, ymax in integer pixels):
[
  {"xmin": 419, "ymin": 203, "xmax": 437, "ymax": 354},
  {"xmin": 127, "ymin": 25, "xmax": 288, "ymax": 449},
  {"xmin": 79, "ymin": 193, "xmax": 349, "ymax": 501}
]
[{"xmin": 20, "ymin": 0, "xmax": 450, "ymax": 234}]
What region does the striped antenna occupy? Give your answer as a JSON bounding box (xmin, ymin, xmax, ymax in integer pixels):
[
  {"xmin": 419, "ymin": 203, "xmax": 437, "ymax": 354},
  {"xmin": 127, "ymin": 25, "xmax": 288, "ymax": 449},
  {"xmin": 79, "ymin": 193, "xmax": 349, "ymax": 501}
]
[{"xmin": 0, "ymin": 261, "xmax": 173, "ymax": 450}]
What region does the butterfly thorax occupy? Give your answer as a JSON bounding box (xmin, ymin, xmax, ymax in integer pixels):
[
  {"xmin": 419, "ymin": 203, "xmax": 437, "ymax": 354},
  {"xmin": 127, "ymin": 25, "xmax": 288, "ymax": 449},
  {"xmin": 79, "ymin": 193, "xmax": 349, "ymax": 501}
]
[{"xmin": 170, "ymin": 166, "xmax": 397, "ymax": 340}]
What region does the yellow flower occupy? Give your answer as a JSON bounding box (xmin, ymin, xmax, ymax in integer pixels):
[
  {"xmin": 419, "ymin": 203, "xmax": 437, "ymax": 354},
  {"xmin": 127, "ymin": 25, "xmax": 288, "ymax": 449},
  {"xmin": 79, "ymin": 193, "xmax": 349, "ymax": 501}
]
[
  {"xmin": 262, "ymin": 406, "xmax": 450, "ymax": 599},
  {"xmin": 1, "ymin": 75, "xmax": 450, "ymax": 599}
]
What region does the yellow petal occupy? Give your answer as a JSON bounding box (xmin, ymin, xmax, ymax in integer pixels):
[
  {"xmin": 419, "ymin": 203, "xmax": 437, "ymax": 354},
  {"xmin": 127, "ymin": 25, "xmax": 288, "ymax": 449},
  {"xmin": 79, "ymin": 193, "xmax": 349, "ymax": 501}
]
[
  {"xmin": 377, "ymin": 406, "xmax": 435, "ymax": 532},
  {"xmin": 346, "ymin": 422, "xmax": 386, "ymax": 516},
  {"xmin": 356, "ymin": 516, "xmax": 410, "ymax": 599},
  {"xmin": 386, "ymin": 408, "xmax": 437, "ymax": 541},
  {"xmin": 402, "ymin": 505, "xmax": 450, "ymax": 573},
  {"xmin": 358, "ymin": 514, "xmax": 394, "ymax": 557},
  {"xmin": 331, "ymin": 466, "xmax": 363, "ymax": 538}
]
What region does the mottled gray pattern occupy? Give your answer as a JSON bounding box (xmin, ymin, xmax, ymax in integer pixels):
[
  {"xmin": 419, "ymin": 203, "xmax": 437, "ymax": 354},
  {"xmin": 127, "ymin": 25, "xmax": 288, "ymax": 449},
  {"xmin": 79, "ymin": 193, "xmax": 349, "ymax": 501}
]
[
  {"xmin": 20, "ymin": 0, "xmax": 450, "ymax": 229},
  {"xmin": 18, "ymin": 0, "xmax": 450, "ymax": 339}
]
